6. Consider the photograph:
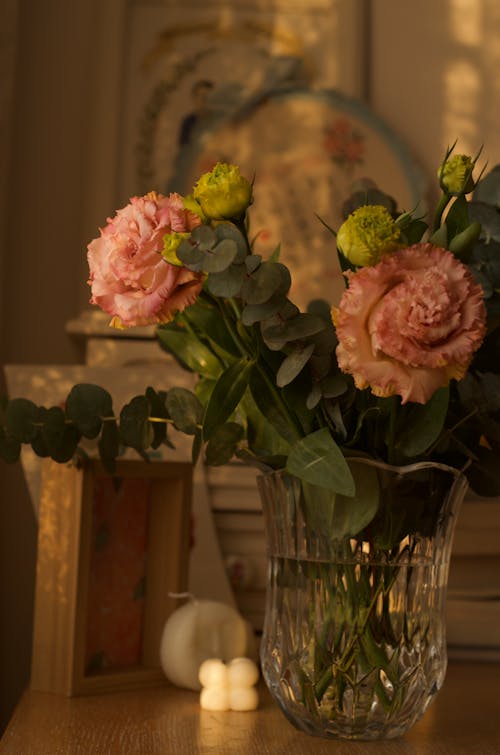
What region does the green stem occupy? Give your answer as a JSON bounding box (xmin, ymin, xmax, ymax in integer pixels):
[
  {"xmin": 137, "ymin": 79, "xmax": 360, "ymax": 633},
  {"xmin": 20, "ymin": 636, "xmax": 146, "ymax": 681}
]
[
  {"xmin": 432, "ymin": 192, "xmax": 451, "ymax": 233},
  {"xmin": 387, "ymin": 396, "xmax": 399, "ymax": 465}
]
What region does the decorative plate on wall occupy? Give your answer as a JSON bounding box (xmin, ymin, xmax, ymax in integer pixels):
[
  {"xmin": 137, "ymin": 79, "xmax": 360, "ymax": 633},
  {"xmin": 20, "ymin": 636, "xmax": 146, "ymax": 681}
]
[{"xmin": 164, "ymin": 88, "xmax": 427, "ymax": 306}]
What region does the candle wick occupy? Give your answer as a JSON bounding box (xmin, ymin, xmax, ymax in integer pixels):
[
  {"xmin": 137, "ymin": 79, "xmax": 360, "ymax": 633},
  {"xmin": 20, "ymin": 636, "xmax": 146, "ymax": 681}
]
[{"xmin": 168, "ymin": 591, "xmax": 196, "ymax": 601}]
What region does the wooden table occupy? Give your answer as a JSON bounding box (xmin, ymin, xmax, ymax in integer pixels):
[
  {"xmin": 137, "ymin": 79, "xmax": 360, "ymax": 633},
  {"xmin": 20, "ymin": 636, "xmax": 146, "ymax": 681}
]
[{"xmin": 1, "ymin": 662, "xmax": 499, "ymax": 754}]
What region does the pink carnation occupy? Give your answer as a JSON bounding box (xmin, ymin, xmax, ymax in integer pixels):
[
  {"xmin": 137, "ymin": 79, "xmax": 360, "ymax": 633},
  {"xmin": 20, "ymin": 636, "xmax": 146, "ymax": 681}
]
[
  {"xmin": 87, "ymin": 192, "xmax": 203, "ymax": 327},
  {"xmin": 334, "ymin": 243, "xmax": 487, "ymax": 404}
]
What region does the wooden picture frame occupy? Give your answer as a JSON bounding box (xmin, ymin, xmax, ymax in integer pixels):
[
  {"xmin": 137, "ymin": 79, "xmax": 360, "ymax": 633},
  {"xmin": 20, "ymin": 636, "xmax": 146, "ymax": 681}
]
[{"xmin": 30, "ymin": 458, "xmax": 192, "ymax": 696}]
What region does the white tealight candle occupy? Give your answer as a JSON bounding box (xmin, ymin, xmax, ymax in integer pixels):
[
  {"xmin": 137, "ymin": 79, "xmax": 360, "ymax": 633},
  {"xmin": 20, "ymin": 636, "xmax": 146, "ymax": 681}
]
[
  {"xmin": 200, "ymin": 686, "xmax": 230, "ymax": 711},
  {"xmin": 160, "ymin": 599, "xmax": 248, "ymax": 691},
  {"xmin": 227, "ymin": 657, "xmax": 259, "ymax": 688},
  {"xmin": 199, "ymin": 658, "xmax": 228, "ymax": 688},
  {"xmin": 228, "ymin": 686, "xmax": 259, "ymax": 711}
]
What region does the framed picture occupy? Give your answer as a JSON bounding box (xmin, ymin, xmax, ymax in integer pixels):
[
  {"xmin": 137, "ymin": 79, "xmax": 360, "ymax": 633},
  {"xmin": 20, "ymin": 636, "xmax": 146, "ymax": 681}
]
[{"xmin": 30, "ymin": 458, "xmax": 192, "ymax": 696}]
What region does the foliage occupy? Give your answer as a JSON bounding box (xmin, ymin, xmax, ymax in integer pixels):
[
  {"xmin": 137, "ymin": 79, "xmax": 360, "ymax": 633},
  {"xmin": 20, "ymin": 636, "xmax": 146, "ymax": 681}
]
[{"xmin": 2, "ymin": 150, "xmax": 500, "ymax": 540}]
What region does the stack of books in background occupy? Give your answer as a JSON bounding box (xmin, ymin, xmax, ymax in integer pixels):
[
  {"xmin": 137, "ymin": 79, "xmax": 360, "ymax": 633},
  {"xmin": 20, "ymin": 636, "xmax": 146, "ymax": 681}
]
[
  {"xmin": 447, "ymin": 493, "xmax": 500, "ymax": 660},
  {"xmin": 207, "ymin": 464, "xmax": 267, "ymax": 633}
]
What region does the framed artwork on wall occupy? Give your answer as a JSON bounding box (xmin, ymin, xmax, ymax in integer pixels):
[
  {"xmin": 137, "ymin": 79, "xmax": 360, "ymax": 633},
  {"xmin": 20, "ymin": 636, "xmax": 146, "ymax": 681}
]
[
  {"xmin": 119, "ymin": 1, "xmax": 426, "ymax": 308},
  {"xmin": 30, "ymin": 458, "xmax": 192, "ymax": 696}
]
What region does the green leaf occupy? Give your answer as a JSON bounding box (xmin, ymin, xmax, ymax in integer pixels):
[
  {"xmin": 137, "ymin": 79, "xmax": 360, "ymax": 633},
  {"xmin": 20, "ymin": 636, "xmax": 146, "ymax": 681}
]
[
  {"xmin": 301, "ymin": 459, "xmax": 379, "ymax": 539},
  {"xmin": 214, "ymin": 222, "xmax": 247, "ymax": 263},
  {"xmin": 205, "ymin": 422, "xmax": 244, "ymax": 465},
  {"xmin": 473, "ymin": 164, "xmax": 500, "ymax": 206},
  {"xmin": 445, "ymin": 195, "xmax": 470, "ymax": 238},
  {"xmin": 202, "ymin": 238, "xmax": 238, "ymax": 273},
  {"xmin": 41, "ymin": 406, "xmax": 81, "ymax": 463},
  {"xmin": 203, "ymin": 358, "xmax": 254, "ymax": 441},
  {"xmin": 206, "ymin": 263, "xmax": 246, "ymax": 297},
  {"xmin": 249, "ymin": 366, "xmax": 299, "ymax": 445},
  {"xmin": 468, "ymin": 202, "xmax": 500, "ymax": 242},
  {"xmin": 429, "ymin": 224, "xmax": 448, "ymax": 247},
  {"xmin": 176, "ymin": 239, "xmax": 206, "ymax": 269},
  {"xmin": 401, "ymin": 218, "xmax": 428, "ymax": 245},
  {"xmin": 182, "ymin": 300, "xmax": 241, "ymax": 358},
  {"xmin": 286, "ymin": 428, "xmax": 354, "ymax": 495},
  {"xmin": 157, "ymin": 324, "xmax": 222, "ymax": 379},
  {"xmin": 262, "ymin": 313, "xmax": 325, "ymax": 351},
  {"xmin": 245, "ymin": 255, "xmax": 261, "ymax": 273},
  {"xmin": 66, "ymin": 384, "xmax": 113, "ymax": 439},
  {"xmin": 241, "ymin": 390, "xmax": 291, "ymax": 456},
  {"xmin": 145, "ymin": 387, "xmax": 168, "ymax": 448},
  {"xmin": 6, "ymin": 398, "xmax": 39, "ymax": 442},
  {"xmin": 241, "ymin": 293, "xmax": 288, "ymax": 326},
  {"xmin": 396, "ymin": 386, "xmax": 450, "ymax": 457},
  {"xmin": 119, "ymin": 396, "xmax": 153, "ymax": 451},
  {"xmin": 242, "ymin": 262, "xmax": 288, "ymax": 305},
  {"xmin": 276, "ymin": 343, "xmax": 315, "ymax": 387},
  {"xmin": 166, "ymin": 387, "xmax": 203, "ymax": 435}
]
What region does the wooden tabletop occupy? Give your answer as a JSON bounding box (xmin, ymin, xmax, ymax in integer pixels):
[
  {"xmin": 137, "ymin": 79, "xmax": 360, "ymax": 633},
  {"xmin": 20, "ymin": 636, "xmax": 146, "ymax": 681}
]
[{"xmin": 1, "ymin": 662, "xmax": 499, "ymax": 754}]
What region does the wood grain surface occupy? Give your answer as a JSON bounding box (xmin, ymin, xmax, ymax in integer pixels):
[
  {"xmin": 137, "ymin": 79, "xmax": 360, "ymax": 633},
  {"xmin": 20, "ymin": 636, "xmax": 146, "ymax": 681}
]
[{"xmin": 1, "ymin": 662, "xmax": 499, "ymax": 754}]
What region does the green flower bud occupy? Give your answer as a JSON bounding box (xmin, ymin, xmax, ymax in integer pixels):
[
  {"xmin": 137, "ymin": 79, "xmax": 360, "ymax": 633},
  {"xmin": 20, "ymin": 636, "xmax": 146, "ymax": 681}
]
[
  {"xmin": 336, "ymin": 205, "xmax": 402, "ymax": 267},
  {"xmin": 193, "ymin": 163, "xmax": 252, "ymax": 220},
  {"xmin": 438, "ymin": 154, "xmax": 475, "ymax": 195},
  {"xmin": 162, "ymin": 232, "xmax": 190, "ymax": 266},
  {"xmin": 182, "ymin": 194, "xmax": 206, "ymax": 222}
]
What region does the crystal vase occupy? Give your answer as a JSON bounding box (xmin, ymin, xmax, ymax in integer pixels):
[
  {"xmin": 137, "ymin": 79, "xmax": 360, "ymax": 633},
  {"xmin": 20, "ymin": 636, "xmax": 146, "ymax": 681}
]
[{"xmin": 257, "ymin": 458, "xmax": 468, "ymax": 740}]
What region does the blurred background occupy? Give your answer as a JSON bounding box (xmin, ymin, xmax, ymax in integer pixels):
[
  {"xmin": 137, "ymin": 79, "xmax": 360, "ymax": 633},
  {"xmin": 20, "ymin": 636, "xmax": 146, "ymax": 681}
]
[{"xmin": 2, "ymin": 0, "xmax": 500, "ymax": 731}]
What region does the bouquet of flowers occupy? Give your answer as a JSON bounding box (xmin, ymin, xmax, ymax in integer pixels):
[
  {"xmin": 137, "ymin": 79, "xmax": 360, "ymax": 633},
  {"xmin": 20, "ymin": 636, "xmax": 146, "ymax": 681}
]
[
  {"xmin": 1, "ymin": 148, "xmax": 499, "ymax": 739},
  {"xmin": 2, "ymin": 152, "xmax": 498, "ymax": 500}
]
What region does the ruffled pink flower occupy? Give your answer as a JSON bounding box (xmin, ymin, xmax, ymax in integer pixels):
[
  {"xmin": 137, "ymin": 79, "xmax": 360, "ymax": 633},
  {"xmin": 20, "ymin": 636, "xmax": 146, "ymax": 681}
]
[
  {"xmin": 87, "ymin": 192, "xmax": 203, "ymax": 327},
  {"xmin": 334, "ymin": 243, "xmax": 487, "ymax": 404}
]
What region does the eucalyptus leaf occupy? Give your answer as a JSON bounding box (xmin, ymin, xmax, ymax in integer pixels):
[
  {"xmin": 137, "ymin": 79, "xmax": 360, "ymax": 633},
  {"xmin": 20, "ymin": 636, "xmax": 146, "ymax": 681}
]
[
  {"xmin": 145, "ymin": 386, "xmax": 169, "ymax": 448},
  {"xmin": 286, "ymin": 428, "xmax": 354, "ymax": 495},
  {"xmin": 241, "ymin": 293, "xmax": 288, "ymax": 326},
  {"xmin": 473, "ymin": 164, "xmax": 500, "ymax": 207},
  {"xmin": 6, "ymin": 398, "xmax": 39, "ymax": 442},
  {"xmin": 263, "ymin": 313, "xmax": 325, "ymax": 351},
  {"xmin": 202, "ymin": 238, "xmax": 238, "ymax": 273},
  {"xmin": 66, "ymin": 383, "xmax": 113, "ymax": 439},
  {"xmin": 176, "ymin": 238, "xmax": 206, "ymax": 269},
  {"xmin": 468, "ymin": 201, "xmax": 500, "ymax": 242},
  {"xmin": 119, "ymin": 395, "xmax": 153, "ymax": 451},
  {"xmin": 245, "ymin": 255, "xmax": 261, "ymax": 273},
  {"xmin": 214, "ymin": 222, "xmax": 247, "ymax": 262},
  {"xmin": 42, "ymin": 406, "xmax": 81, "ymax": 463},
  {"xmin": 190, "ymin": 224, "xmax": 216, "ymax": 249},
  {"xmin": 276, "ymin": 343, "xmax": 315, "ymax": 387},
  {"xmin": 242, "ymin": 262, "xmax": 286, "ymax": 305},
  {"xmin": 203, "ymin": 358, "xmax": 254, "ymax": 441},
  {"xmin": 207, "ymin": 263, "xmax": 246, "ymax": 297},
  {"xmin": 166, "ymin": 387, "xmax": 203, "ymax": 435}
]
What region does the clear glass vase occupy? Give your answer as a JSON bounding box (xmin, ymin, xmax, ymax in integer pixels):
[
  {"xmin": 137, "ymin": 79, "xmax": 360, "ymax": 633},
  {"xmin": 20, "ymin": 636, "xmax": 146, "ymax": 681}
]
[{"xmin": 257, "ymin": 458, "xmax": 468, "ymax": 740}]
